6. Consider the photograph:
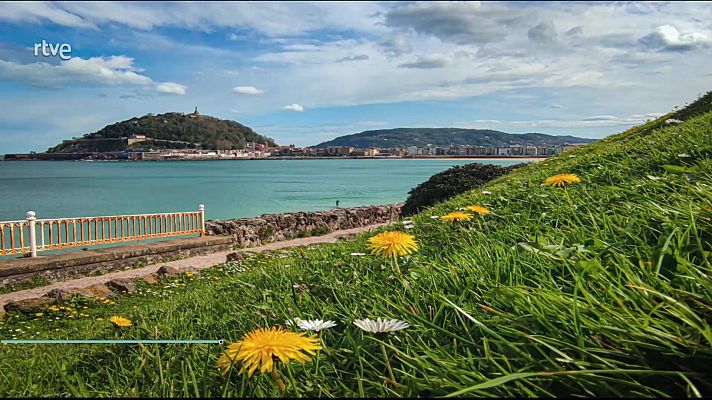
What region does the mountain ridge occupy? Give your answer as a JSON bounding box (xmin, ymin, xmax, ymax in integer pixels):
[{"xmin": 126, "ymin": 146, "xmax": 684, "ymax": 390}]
[{"xmin": 312, "ymin": 127, "xmax": 595, "ymax": 148}]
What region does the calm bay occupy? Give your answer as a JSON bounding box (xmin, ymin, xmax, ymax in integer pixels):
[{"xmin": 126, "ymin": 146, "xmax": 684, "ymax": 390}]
[{"xmin": 0, "ymin": 159, "xmax": 521, "ymax": 221}]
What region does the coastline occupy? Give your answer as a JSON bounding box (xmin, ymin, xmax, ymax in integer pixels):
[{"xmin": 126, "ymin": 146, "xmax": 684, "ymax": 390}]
[{"xmin": 2, "ymin": 155, "xmax": 547, "ymax": 162}]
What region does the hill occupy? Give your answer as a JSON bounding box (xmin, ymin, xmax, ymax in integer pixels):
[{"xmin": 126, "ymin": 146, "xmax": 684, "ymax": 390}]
[
  {"xmin": 1, "ymin": 92, "xmax": 711, "ymax": 397},
  {"xmin": 46, "ymin": 109, "xmax": 276, "ymax": 153},
  {"xmin": 313, "ymin": 127, "xmax": 595, "ymax": 148}
]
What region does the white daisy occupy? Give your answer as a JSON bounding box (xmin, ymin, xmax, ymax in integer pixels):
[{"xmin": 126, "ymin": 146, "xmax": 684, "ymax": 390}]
[
  {"xmin": 285, "ymin": 317, "xmax": 303, "ymax": 327},
  {"xmin": 296, "ymin": 319, "xmax": 337, "ymax": 332},
  {"xmin": 353, "ymin": 318, "xmax": 410, "ymax": 333}
]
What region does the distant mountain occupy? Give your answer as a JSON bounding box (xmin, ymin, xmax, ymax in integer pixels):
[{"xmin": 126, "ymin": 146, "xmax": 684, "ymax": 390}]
[
  {"xmin": 47, "ymin": 109, "xmax": 276, "ymax": 153},
  {"xmin": 312, "ymin": 128, "xmax": 595, "ymax": 148}
]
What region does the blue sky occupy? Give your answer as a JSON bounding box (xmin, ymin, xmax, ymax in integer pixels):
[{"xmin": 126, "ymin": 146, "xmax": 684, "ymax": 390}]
[{"xmin": 1, "ymin": 1, "xmax": 711, "ymax": 153}]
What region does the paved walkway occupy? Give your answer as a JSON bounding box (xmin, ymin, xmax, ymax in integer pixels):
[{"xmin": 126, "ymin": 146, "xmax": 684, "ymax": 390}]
[{"xmin": 0, "ymin": 223, "xmax": 385, "ymax": 309}]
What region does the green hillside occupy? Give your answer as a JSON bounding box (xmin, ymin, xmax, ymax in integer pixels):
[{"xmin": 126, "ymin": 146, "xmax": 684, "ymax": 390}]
[
  {"xmin": 313, "ymin": 127, "xmax": 595, "ymax": 148},
  {"xmin": 1, "ymin": 92, "xmax": 711, "ymax": 397},
  {"xmin": 47, "ymin": 111, "xmax": 276, "ymax": 153}
]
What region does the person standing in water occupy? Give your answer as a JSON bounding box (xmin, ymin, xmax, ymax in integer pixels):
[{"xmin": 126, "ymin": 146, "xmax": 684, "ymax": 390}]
[{"xmin": 336, "ymin": 200, "xmax": 340, "ymax": 208}]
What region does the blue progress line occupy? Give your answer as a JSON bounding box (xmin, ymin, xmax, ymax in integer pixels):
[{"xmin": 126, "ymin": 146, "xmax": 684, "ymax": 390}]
[{"xmin": 1, "ymin": 339, "xmax": 224, "ymax": 344}]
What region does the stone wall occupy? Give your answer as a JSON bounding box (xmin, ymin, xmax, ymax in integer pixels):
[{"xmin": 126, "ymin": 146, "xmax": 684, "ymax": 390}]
[
  {"xmin": 0, "ymin": 236, "xmax": 233, "ymax": 289},
  {"xmin": 206, "ymin": 204, "xmax": 403, "ymax": 247}
]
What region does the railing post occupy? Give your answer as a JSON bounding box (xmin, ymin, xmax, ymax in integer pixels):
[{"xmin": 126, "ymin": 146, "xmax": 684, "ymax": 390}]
[
  {"xmin": 26, "ymin": 211, "xmax": 37, "ymax": 257},
  {"xmin": 199, "ymin": 204, "xmax": 205, "ymax": 236}
]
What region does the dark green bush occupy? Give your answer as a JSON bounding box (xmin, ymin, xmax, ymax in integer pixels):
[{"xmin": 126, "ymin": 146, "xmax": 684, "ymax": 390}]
[{"xmin": 401, "ymin": 162, "xmax": 521, "ymax": 216}]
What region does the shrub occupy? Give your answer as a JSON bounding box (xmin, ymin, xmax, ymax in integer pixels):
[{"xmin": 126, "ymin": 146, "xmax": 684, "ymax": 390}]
[
  {"xmin": 401, "ymin": 162, "xmax": 521, "ymax": 216},
  {"xmin": 257, "ymin": 225, "xmax": 276, "ymax": 241}
]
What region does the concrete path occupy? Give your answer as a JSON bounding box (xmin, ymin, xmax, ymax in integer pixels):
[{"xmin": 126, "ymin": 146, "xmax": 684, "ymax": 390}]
[{"xmin": 0, "ymin": 223, "xmax": 385, "ymax": 309}]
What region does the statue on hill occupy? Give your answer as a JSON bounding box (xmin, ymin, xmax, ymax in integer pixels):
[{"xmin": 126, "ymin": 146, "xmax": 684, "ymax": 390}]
[{"xmin": 189, "ymin": 106, "xmax": 201, "ymax": 119}]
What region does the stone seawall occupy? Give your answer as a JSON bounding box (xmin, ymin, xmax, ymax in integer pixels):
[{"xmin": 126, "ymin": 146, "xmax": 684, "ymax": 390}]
[{"xmin": 206, "ymin": 204, "xmax": 403, "ymax": 248}]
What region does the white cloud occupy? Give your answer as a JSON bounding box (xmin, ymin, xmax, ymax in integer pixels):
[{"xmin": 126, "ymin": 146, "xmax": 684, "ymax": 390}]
[
  {"xmin": 639, "ymin": 25, "xmax": 710, "ymax": 51},
  {"xmin": 528, "ymin": 21, "xmax": 559, "ymax": 43},
  {"xmin": 385, "ymin": 2, "xmax": 533, "ymax": 45},
  {"xmin": 0, "ymin": 2, "xmax": 387, "ymax": 37},
  {"xmin": 380, "ymin": 33, "xmax": 413, "ymax": 56},
  {"xmin": 462, "ymin": 113, "xmax": 667, "ymax": 131},
  {"xmin": 282, "ymin": 103, "xmax": 304, "ymax": 112},
  {"xmin": 399, "ymin": 54, "xmax": 450, "ymax": 69},
  {"xmin": 233, "ymin": 86, "xmax": 264, "ymax": 95},
  {"xmin": 0, "ymin": 56, "xmax": 152, "ymax": 87},
  {"xmin": 156, "ymin": 82, "xmax": 186, "ymax": 95},
  {"xmin": 0, "ymin": 1, "xmax": 94, "ymax": 28}
]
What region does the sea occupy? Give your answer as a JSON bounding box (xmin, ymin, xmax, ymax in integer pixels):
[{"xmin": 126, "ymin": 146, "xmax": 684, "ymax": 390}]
[{"xmin": 0, "ymin": 159, "xmax": 522, "ymax": 222}]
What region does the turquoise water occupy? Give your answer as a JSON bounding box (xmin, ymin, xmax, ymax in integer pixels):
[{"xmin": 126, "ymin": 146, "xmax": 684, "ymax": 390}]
[{"xmin": 0, "ymin": 159, "xmax": 520, "ymax": 221}]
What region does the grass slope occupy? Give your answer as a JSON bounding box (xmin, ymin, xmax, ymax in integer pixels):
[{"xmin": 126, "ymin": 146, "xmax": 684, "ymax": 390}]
[{"xmin": 1, "ymin": 95, "xmax": 711, "ymax": 397}]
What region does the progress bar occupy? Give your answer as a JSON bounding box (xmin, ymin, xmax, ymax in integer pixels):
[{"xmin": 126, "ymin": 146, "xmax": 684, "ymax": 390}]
[{"xmin": 1, "ymin": 339, "xmax": 224, "ymax": 344}]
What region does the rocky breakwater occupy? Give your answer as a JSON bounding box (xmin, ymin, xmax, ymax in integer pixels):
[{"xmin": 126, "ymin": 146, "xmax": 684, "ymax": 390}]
[{"xmin": 205, "ymin": 204, "xmax": 403, "ymax": 247}]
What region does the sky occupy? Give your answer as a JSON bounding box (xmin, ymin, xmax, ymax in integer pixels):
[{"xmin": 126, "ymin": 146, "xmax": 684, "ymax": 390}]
[{"xmin": 0, "ymin": 1, "xmax": 711, "ymax": 153}]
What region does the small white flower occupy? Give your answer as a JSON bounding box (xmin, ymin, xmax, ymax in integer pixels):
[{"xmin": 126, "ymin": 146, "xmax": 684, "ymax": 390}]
[
  {"xmin": 481, "ymin": 191, "xmax": 492, "ymax": 195},
  {"xmin": 350, "ymin": 252, "xmax": 367, "ymax": 256},
  {"xmin": 296, "ymin": 319, "xmax": 337, "ymax": 332},
  {"xmin": 353, "ymin": 318, "xmax": 410, "ymax": 333},
  {"xmin": 430, "ymin": 215, "xmax": 440, "ymax": 219},
  {"xmin": 285, "ymin": 317, "xmax": 303, "ymax": 327}
]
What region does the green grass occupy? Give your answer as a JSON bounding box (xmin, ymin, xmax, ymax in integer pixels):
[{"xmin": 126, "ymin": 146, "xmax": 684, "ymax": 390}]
[{"xmin": 1, "ymin": 95, "xmax": 711, "ymax": 397}]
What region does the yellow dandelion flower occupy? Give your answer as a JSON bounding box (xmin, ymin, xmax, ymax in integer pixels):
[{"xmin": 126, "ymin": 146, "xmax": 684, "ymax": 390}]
[
  {"xmin": 544, "ymin": 173, "xmax": 581, "ymax": 187},
  {"xmin": 367, "ymin": 231, "xmax": 419, "ymax": 259},
  {"xmin": 34, "ymin": 312, "xmax": 44, "ymax": 317},
  {"xmin": 110, "ymin": 316, "xmax": 132, "ymax": 327},
  {"xmin": 465, "ymin": 205, "xmax": 491, "ymax": 216},
  {"xmin": 441, "ymin": 211, "xmax": 473, "ymax": 221},
  {"xmin": 216, "ymin": 327, "xmax": 321, "ymax": 377}
]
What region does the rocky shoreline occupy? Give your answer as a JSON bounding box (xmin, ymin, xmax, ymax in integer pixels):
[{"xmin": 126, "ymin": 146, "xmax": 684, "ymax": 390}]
[{"xmin": 206, "ymin": 203, "xmax": 403, "ymax": 247}]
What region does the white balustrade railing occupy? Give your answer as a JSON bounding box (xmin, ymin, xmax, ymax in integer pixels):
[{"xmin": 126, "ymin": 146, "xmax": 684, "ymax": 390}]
[{"xmin": 0, "ymin": 205, "xmax": 205, "ymax": 257}]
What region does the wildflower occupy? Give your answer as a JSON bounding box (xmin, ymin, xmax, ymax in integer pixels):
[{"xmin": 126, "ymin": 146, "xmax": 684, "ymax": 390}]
[
  {"xmin": 216, "ymin": 327, "xmax": 321, "ymax": 377},
  {"xmin": 285, "ymin": 318, "xmax": 303, "ymax": 327},
  {"xmin": 110, "ymin": 316, "xmax": 132, "ymax": 327},
  {"xmin": 465, "ymin": 205, "xmax": 491, "ymax": 216},
  {"xmin": 368, "ymin": 231, "xmax": 418, "ymax": 259},
  {"xmin": 429, "ymin": 215, "xmax": 440, "ymax": 219},
  {"xmin": 354, "ymin": 318, "xmax": 410, "ymax": 334},
  {"xmin": 295, "ymin": 319, "xmax": 337, "ymax": 332},
  {"xmin": 441, "ymin": 211, "xmax": 473, "ymax": 221},
  {"xmin": 544, "ymin": 173, "xmax": 582, "ymax": 187},
  {"xmin": 34, "ymin": 312, "xmax": 43, "ymax": 317}
]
